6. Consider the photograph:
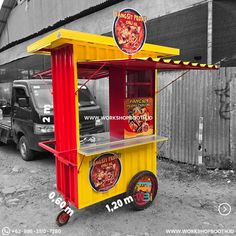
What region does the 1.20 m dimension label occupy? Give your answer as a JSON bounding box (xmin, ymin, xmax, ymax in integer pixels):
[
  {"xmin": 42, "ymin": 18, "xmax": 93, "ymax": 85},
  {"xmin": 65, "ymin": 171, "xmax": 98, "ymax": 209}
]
[{"xmin": 105, "ymin": 195, "xmax": 134, "ymax": 212}]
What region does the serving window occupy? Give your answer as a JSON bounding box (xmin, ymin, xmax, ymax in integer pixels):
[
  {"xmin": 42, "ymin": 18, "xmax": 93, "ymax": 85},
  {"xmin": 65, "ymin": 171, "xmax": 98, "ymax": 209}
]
[{"xmin": 77, "ymin": 60, "xmax": 159, "ymax": 155}]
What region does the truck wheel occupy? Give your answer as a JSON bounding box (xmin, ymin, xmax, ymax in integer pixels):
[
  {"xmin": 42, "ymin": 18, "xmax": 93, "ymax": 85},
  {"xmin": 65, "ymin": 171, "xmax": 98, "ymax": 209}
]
[
  {"xmin": 127, "ymin": 171, "xmax": 158, "ymax": 211},
  {"xmin": 19, "ymin": 136, "xmax": 34, "ymax": 161}
]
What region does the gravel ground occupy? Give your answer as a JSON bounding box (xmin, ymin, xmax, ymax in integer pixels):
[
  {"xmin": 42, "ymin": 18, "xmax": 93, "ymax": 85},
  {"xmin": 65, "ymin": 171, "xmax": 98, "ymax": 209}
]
[{"xmin": 0, "ymin": 143, "xmax": 236, "ymax": 236}]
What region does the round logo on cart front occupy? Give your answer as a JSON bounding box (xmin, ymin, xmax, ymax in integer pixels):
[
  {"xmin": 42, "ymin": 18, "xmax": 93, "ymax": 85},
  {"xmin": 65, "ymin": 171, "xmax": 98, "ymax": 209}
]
[{"xmin": 89, "ymin": 153, "xmax": 121, "ymax": 192}]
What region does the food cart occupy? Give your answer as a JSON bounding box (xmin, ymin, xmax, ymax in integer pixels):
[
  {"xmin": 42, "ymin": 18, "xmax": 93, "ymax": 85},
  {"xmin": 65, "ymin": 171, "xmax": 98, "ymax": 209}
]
[{"xmin": 27, "ymin": 28, "xmax": 217, "ymax": 226}]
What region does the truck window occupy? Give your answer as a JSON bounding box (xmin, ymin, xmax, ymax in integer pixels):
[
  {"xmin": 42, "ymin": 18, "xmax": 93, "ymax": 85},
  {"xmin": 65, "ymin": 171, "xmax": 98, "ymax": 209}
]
[
  {"xmin": 31, "ymin": 84, "xmax": 53, "ymax": 109},
  {"xmin": 79, "ymin": 86, "xmax": 96, "ymax": 107},
  {"xmin": 30, "ymin": 83, "xmax": 95, "ymax": 109},
  {"xmin": 14, "ymin": 87, "xmax": 28, "ymax": 106},
  {"xmin": 0, "ymin": 83, "xmax": 12, "ymax": 115}
]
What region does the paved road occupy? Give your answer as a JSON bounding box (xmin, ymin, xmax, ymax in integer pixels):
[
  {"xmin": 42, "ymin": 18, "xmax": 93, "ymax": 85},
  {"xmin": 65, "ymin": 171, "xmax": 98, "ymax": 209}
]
[{"xmin": 0, "ymin": 144, "xmax": 235, "ymax": 236}]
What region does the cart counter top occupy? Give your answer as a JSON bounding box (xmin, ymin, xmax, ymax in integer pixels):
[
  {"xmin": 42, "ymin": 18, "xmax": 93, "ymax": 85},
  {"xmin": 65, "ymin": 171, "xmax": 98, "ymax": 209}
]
[{"xmin": 79, "ymin": 132, "xmax": 168, "ymax": 156}]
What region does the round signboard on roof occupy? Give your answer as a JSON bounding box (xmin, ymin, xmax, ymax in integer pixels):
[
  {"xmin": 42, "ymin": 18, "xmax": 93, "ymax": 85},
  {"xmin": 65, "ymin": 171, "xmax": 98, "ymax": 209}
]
[{"xmin": 113, "ymin": 8, "xmax": 147, "ymax": 55}]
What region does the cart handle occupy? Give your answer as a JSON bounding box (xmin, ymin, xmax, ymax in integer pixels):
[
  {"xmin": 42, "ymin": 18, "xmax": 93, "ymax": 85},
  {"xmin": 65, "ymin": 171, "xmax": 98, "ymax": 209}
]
[
  {"xmin": 56, "ymin": 155, "xmax": 77, "ymax": 167},
  {"xmin": 39, "ymin": 140, "xmax": 57, "ymax": 154},
  {"xmin": 39, "ymin": 140, "xmax": 77, "ymax": 167}
]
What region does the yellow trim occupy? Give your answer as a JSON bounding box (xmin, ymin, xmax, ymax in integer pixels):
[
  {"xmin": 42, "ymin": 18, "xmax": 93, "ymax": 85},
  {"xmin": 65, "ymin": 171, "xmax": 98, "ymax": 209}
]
[
  {"xmin": 163, "ymin": 59, "xmax": 172, "ymax": 63},
  {"xmin": 173, "ymin": 60, "xmax": 181, "ymax": 64},
  {"xmin": 149, "ymin": 58, "xmax": 218, "ymax": 69}
]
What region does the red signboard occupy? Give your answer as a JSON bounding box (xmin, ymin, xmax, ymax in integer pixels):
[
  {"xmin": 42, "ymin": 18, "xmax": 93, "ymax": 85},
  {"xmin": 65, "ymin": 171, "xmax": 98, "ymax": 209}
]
[
  {"xmin": 124, "ymin": 97, "xmax": 154, "ymax": 138},
  {"xmin": 113, "ymin": 8, "xmax": 147, "ymax": 55},
  {"xmin": 89, "ymin": 153, "xmax": 121, "ymax": 192}
]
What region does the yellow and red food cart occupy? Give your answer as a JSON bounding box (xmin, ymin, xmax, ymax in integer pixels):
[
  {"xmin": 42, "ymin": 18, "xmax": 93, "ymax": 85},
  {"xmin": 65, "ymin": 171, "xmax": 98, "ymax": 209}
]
[{"xmin": 27, "ymin": 28, "xmax": 217, "ymax": 226}]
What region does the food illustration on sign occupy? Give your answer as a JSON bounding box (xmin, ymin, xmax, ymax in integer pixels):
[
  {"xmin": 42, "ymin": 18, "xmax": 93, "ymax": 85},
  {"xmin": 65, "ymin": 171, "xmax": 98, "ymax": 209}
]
[
  {"xmin": 89, "ymin": 153, "xmax": 121, "ymax": 192},
  {"xmin": 124, "ymin": 97, "xmax": 153, "ymax": 138},
  {"xmin": 113, "ymin": 9, "xmax": 147, "ymax": 55},
  {"xmin": 129, "ymin": 106, "xmax": 150, "ymax": 132}
]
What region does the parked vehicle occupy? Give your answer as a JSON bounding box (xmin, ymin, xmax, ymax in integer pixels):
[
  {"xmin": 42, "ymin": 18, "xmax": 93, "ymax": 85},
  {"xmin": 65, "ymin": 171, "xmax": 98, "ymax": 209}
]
[{"xmin": 0, "ymin": 79, "xmax": 104, "ymax": 161}]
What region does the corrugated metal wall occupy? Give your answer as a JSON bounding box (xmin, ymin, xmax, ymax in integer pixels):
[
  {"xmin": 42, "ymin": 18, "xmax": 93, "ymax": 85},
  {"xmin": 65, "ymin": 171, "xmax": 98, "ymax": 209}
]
[
  {"xmin": 229, "ymin": 68, "xmax": 236, "ymax": 161},
  {"xmin": 87, "ymin": 67, "xmax": 236, "ymax": 167},
  {"xmin": 158, "ymin": 68, "xmax": 235, "ymax": 167}
]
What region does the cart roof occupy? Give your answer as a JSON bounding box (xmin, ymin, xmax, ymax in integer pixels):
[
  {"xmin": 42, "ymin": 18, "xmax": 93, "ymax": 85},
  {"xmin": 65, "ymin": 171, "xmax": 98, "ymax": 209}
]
[{"xmin": 27, "ymin": 29, "xmax": 179, "ymax": 60}]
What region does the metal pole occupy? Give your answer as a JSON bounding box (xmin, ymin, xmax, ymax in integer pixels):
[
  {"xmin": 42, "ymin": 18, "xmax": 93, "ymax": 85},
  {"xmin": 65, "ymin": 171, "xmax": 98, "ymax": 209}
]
[
  {"xmin": 207, "ymin": 0, "xmax": 213, "ymax": 64},
  {"xmin": 198, "ymin": 117, "xmax": 204, "ymax": 165}
]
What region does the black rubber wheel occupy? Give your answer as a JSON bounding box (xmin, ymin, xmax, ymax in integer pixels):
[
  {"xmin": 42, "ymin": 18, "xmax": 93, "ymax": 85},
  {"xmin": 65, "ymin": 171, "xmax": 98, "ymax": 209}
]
[
  {"xmin": 127, "ymin": 170, "xmax": 158, "ymax": 211},
  {"xmin": 56, "ymin": 210, "xmax": 70, "ymax": 227},
  {"xmin": 19, "ymin": 136, "xmax": 34, "ymax": 161}
]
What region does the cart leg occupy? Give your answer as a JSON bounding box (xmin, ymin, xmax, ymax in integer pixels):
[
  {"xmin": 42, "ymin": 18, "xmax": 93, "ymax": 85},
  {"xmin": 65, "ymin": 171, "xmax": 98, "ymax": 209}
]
[{"xmin": 56, "ymin": 201, "xmax": 71, "ymax": 227}]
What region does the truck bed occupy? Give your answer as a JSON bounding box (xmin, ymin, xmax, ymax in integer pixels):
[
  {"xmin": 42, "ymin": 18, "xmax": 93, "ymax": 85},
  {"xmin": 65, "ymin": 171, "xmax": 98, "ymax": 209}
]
[
  {"xmin": 0, "ymin": 116, "xmax": 12, "ymax": 143},
  {"xmin": 0, "ymin": 116, "xmax": 11, "ymax": 128}
]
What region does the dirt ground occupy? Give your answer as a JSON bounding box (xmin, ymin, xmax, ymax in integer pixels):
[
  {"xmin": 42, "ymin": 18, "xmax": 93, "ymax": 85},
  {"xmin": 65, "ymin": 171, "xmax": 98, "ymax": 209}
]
[{"xmin": 0, "ymin": 143, "xmax": 235, "ymax": 236}]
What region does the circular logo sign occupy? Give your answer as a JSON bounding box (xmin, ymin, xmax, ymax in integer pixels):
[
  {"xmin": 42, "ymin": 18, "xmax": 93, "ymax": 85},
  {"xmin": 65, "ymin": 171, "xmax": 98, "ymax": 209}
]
[
  {"xmin": 113, "ymin": 8, "xmax": 147, "ymax": 55},
  {"xmin": 134, "ymin": 177, "xmax": 153, "ymax": 206},
  {"xmin": 218, "ymin": 203, "xmax": 231, "ymax": 216},
  {"xmin": 89, "ymin": 153, "xmax": 121, "ymax": 192}
]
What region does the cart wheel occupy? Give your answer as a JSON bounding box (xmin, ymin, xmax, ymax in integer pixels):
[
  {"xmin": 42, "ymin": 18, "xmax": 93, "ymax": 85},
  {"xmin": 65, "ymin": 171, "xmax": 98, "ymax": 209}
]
[
  {"xmin": 127, "ymin": 170, "xmax": 158, "ymax": 211},
  {"xmin": 56, "ymin": 210, "xmax": 70, "ymax": 227}
]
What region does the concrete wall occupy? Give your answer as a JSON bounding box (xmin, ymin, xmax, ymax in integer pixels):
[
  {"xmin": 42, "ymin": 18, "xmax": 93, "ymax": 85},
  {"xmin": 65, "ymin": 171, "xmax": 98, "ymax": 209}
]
[
  {"xmin": 0, "ymin": 0, "xmax": 207, "ymax": 65},
  {"xmin": 213, "ymin": 0, "xmax": 236, "ymax": 64},
  {"xmin": 64, "ymin": 0, "xmax": 207, "ymax": 35},
  {"xmin": 146, "ymin": 3, "xmax": 208, "ymax": 62},
  {"xmin": 0, "ymin": 0, "xmax": 106, "ymax": 47},
  {"xmin": 105, "ymin": 3, "xmax": 208, "ymax": 62}
]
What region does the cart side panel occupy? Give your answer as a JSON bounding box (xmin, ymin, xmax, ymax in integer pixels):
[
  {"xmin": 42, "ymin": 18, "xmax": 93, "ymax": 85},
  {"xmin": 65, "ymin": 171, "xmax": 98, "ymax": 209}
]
[
  {"xmin": 77, "ymin": 142, "xmax": 156, "ymax": 209},
  {"xmin": 109, "ymin": 67, "xmax": 126, "ymax": 139},
  {"xmin": 51, "ymin": 45, "xmax": 78, "ymax": 207}
]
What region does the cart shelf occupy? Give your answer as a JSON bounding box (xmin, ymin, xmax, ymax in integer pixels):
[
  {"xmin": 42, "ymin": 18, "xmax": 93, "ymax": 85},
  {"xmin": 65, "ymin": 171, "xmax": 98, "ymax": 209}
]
[{"xmin": 79, "ymin": 132, "xmax": 168, "ymax": 156}]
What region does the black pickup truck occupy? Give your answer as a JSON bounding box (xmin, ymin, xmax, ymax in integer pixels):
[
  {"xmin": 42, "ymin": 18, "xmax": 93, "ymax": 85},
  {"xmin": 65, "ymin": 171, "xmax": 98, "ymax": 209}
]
[{"xmin": 0, "ymin": 79, "xmax": 104, "ymax": 161}]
